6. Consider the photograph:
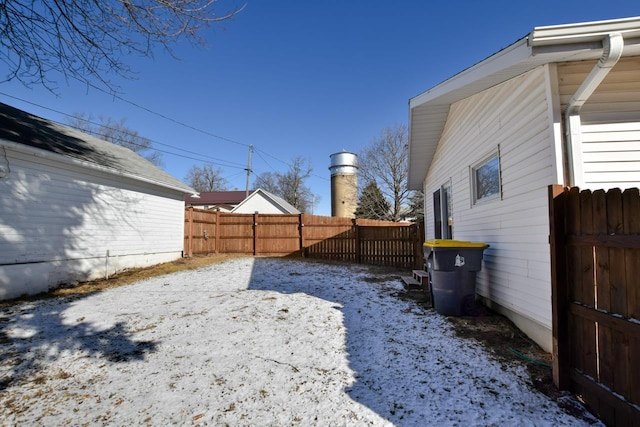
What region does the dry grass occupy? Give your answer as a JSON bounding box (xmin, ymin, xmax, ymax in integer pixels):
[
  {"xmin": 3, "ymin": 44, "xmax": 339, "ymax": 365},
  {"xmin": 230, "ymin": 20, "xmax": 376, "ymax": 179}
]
[
  {"xmin": 0, "ymin": 254, "xmax": 245, "ymax": 307},
  {"xmin": 446, "ymin": 314, "xmax": 557, "ymax": 399}
]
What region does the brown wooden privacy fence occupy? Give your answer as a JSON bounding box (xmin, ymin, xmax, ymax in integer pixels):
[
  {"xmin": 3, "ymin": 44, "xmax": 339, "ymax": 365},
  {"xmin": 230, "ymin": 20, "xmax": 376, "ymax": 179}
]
[
  {"xmin": 549, "ymin": 185, "xmax": 640, "ymax": 427},
  {"xmin": 184, "ymin": 208, "xmax": 424, "ymax": 269}
]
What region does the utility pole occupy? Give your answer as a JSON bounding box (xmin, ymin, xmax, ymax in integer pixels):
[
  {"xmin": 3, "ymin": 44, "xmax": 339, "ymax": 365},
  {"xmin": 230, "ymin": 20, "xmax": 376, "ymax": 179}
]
[{"xmin": 245, "ymin": 144, "xmax": 253, "ymax": 198}]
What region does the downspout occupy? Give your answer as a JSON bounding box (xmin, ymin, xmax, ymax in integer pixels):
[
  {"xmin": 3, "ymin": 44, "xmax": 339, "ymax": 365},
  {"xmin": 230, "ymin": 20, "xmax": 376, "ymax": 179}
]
[{"xmin": 565, "ymin": 32, "xmax": 624, "ymax": 187}]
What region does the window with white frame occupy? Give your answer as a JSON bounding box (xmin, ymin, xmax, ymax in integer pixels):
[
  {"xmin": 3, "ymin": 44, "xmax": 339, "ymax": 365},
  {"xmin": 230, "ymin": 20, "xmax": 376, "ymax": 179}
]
[{"xmin": 471, "ymin": 149, "xmax": 501, "ymax": 204}]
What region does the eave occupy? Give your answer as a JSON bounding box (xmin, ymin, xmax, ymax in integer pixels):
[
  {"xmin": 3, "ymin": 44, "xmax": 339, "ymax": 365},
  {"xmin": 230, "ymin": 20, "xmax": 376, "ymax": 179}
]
[{"xmin": 408, "ymin": 16, "xmax": 640, "ymax": 190}]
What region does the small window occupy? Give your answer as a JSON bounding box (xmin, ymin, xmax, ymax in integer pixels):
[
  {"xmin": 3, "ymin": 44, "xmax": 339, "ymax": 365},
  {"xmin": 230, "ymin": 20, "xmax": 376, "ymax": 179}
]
[{"xmin": 471, "ymin": 151, "xmax": 501, "ymax": 204}]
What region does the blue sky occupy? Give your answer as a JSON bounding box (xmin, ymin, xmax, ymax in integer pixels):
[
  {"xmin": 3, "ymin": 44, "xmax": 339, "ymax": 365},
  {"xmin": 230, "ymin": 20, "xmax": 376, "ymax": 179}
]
[{"xmin": 1, "ymin": 1, "xmax": 638, "ymax": 215}]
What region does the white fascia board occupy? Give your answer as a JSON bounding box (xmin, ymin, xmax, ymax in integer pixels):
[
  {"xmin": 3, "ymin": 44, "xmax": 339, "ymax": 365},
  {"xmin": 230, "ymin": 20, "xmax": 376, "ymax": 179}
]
[
  {"xmin": 529, "ymin": 16, "xmax": 640, "ymax": 46},
  {"xmin": 409, "ymin": 37, "xmax": 531, "ymax": 109},
  {"xmin": 411, "ymin": 16, "xmax": 640, "ymax": 111},
  {"xmin": 260, "ymin": 189, "xmax": 299, "ymax": 214},
  {"xmin": 261, "ymin": 193, "xmax": 287, "ymax": 213},
  {"xmin": 408, "ymin": 38, "xmax": 532, "ymax": 190},
  {"xmin": 407, "ymin": 15, "xmax": 640, "ymax": 191},
  {"xmin": 229, "ymin": 192, "xmax": 254, "ymax": 213},
  {"xmin": 1, "ymin": 139, "xmax": 195, "ymax": 194}
]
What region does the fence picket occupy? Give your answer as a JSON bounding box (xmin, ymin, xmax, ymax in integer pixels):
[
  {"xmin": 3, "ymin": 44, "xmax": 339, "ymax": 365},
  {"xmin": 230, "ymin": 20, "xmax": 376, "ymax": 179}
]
[
  {"xmin": 549, "ymin": 185, "xmax": 640, "ymax": 426},
  {"xmin": 579, "ymin": 190, "xmax": 598, "ymax": 381},
  {"xmin": 184, "ymin": 209, "xmax": 423, "ymax": 269},
  {"xmin": 593, "ymin": 190, "xmax": 614, "ymax": 391}
]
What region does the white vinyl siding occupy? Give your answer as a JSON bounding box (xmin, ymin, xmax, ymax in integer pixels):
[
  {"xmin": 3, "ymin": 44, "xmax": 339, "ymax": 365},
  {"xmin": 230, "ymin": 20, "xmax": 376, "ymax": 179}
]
[
  {"xmin": 558, "ymin": 56, "xmax": 640, "ymax": 190},
  {"xmin": 0, "ymin": 146, "xmax": 185, "ymax": 299},
  {"xmin": 581, "ymin": 122, "xmax": 640, "ymax": 190},
  {"xmin": 233, "ymin": 193, "xmax": 293, "ymax": 214},
  {"xmin": 424, "ymin": 66, "xmax": 556, "ymax": 337},
  {"xmin": 233, "ymin": 195, "xmax": 282, "ymax": 213}
]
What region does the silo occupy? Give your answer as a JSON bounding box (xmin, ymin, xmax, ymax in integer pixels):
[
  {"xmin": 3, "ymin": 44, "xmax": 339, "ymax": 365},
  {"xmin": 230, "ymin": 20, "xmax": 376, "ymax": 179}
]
[{"xmin": 329, "ymin": 151, "xmax": 358, "ymax": 218}]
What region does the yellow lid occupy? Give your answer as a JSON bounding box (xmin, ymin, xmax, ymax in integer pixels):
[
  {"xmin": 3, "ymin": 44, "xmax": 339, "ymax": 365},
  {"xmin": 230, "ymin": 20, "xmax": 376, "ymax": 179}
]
[{"xmin": 424, "ymin": 239, "xmax": 488, "ymax": 248}]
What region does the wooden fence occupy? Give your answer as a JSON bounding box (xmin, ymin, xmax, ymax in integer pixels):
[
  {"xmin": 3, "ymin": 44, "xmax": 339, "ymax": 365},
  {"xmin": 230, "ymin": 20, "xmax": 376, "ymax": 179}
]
[
  {"xmin": 549, "ymin": 185, "xmax": 640, "ymax": 427},
  {"xmin": 184, "ymin": 208, "xmax": 424, "ymax": 269}
]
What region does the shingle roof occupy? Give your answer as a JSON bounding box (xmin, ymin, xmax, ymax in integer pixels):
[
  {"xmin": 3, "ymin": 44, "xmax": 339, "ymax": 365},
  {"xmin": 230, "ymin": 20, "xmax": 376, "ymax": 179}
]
[
  {"xmin": 231, "ymin": 188, "xmax": 300, "ymax": 214},
  {"xmin": 256, "ymin": 189, "xmax": 300, "ymax": 214},
  {"xmin": 185, "ymin": 190, "xmax": 249, "ymax": 205},
  {"xmin": 0, "ymin": 102, "xmax": 194, "ymax": 193}
]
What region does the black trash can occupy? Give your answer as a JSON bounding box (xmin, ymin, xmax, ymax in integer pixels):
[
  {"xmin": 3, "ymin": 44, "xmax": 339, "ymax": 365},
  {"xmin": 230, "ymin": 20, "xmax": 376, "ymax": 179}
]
[{"xmin": 423, "ymin": 239, "xmax": 489, "ymax": 316}]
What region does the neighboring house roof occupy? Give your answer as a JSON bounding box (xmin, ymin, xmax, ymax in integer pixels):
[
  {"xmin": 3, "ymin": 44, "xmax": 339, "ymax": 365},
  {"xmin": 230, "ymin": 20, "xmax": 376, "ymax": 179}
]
[
  {"xmin": 0, "ymin": 102, "xmax": 194, "ymax": 194},
  {"xmin": 408, "ymin": 16, "xmax": 640, "ymax": 190},
  {"xmin": 231, "ymin": 188, "xmax": 301, "ymax": 214},
  {"xmin": 185, "ymin": 190, "xmax": 249, "ymax": 206}
]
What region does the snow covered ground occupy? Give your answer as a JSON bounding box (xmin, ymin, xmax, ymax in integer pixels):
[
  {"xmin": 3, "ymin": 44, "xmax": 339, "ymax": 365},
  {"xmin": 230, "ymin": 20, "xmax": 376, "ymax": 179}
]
[{"xmin": 1, "ymin": 257, "xmax": 601, "ymax": 426}]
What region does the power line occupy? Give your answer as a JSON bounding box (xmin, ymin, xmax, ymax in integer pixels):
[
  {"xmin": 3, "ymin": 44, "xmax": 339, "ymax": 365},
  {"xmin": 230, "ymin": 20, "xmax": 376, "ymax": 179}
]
[
  {"xmin": 66, "ymin": 80, "xmax": 315, "ymax": 176},
  {"xmin": 69, "ymin": 118, "xmax": 246, "ymax": 170},
  {"xmin": 0, "ymin": 91, "xmax": 246, "ymax": 170},
  {"xmin": 252, "ymin": 148, "xmax": 329, "ymax": 182},
  {"xmin": 253, "ymin": 148, "xmax": 277, "ymax": 172},
  {"xmin": 78, "ymin": 81, "xmax": 251, "ymax": 149},
  {"xmin": 1, "ymin": 89, "xmax": 330, "ymax": 181}
]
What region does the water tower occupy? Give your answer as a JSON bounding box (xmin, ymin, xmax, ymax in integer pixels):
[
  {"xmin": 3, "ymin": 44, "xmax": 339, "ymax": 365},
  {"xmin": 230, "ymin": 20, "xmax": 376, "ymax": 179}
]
[{"xmin": 329, "ymin": 151, "xmax": 358, "ymax": 218}]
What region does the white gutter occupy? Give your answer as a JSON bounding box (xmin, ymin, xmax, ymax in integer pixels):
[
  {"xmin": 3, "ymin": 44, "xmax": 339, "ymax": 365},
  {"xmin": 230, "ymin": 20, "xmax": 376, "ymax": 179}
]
[
  {"xmin": 529, "ymin": 16, "xmax": 640, "ymax": 46},
  {"xmin": 565, "ymin": 32, "xmax": 624, "ymax": 187}
]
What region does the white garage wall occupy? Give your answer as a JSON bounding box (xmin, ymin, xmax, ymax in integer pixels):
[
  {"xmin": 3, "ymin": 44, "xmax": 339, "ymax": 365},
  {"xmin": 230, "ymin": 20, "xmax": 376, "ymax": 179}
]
[{"xmin": 0, "ymin": 146, "xmax": 186, "ymax": 300}]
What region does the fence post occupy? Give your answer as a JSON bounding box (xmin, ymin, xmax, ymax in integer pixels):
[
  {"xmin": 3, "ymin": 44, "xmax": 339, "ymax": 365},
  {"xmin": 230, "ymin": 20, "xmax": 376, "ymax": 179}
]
[
  {"xmin": 354, "ymin": 218, "xmax": 361, "ymax": 264},
  {"xmin": 253, "ymin": 212, "xmax": 258, "ymax": 256},
  {"xmin": 299, "ymin": 213, "xmax": 306, "ymax": 258},
  {"xmin": 215, "ymin": 211, "xmax": 221, "ymax": 254},
  {"xmin": 187, "ymin": 207, "xmax": 194, "ymax": 257},
  {"xmin": 549, "ymin": 184, "xmax": 570, "ymax": 389}
]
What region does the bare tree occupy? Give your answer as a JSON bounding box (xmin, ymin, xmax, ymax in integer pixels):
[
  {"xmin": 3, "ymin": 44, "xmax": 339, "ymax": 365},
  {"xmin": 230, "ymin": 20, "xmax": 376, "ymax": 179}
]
[
  {"xmin": 358, "ymin": 124, "xmax": 411, "ymax": 222},
  {"xmin": 0, "ymin": 0, "xmax": 243, "ymax": 91},
  {"xmin": 253, "ymin": 157, "xmax": 318, "ymax": 213},
  {"xmin": 253, "ymin": 172, "xmax": 280, "ymax": 195},
  {"xmin": 185, "ymin": 164, "xmax": 229, "ymax": 192},
  {"xmin": 278, "ymin": 157, "xmax": 314, "ymax": 212},
  {"xmin": 67, "ymin": 113, "xmax": 163, "ymax": 167}
]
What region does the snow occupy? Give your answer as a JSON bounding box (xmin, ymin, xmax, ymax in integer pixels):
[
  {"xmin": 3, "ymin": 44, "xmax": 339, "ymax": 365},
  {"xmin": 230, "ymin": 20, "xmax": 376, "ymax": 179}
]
[{"xmin": 0, "ymin": 257, "xmax": 601, "ymax": 426}]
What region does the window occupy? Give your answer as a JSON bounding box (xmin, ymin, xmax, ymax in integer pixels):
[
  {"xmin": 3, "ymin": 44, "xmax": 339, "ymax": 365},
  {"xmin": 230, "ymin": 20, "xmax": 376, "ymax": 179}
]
[
  {"xmin": 471, "ymin": 150, "xmax": 501, "ymax": 204},
  {"xmin": 433, "ymin": 180, "xmax": 452, "ymax": 239}
]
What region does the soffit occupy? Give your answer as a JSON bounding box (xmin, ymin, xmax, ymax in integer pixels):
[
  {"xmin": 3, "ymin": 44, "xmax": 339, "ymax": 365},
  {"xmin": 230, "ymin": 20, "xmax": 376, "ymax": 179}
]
[{"xmin": 408, "ymin": 17, "xmax": 640, "ymax": 190}]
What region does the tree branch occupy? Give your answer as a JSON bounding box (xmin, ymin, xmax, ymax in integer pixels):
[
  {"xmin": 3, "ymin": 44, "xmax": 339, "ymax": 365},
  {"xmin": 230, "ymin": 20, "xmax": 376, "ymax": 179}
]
[{"xmin": 0, "ymin": 0, "xmax": 244, "ymax": 92}]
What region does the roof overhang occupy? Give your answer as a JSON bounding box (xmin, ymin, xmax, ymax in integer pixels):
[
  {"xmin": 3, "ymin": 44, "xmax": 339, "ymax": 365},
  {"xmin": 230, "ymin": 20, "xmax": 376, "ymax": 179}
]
[
  {"xmin": 1, "ymin": 138, "xmax": 195, "ymax": 195},
  {"xmin": 408, "ymin": 16, "xmax": 640, "ymax": 190}
]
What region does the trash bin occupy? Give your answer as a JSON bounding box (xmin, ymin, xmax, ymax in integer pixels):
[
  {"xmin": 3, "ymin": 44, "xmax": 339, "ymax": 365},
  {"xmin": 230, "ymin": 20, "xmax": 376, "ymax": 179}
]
[{"xmin": 423, "ymin": 239, "xmax": 489, "ymax": 316}]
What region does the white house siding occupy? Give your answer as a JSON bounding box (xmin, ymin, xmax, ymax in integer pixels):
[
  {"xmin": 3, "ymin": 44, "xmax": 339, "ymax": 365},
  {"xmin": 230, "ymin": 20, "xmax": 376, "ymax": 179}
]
[
  {"xmin": 0, "ymin": 147, "xmax": 185, "ymax": 300},
  {"xmin": 423, "ymin": 66, "xmax": 557, "ymax": 351},
  {"xmin": 581, "ymin": 122, "xmax": 640, "ymax": 190},
  {"xmin": 233, "ymin": 195, "xmax": 284, "ymax": 214},
  {"xmin": 558, "ymin": 56, "xmax": 640, "ymax": 190}
]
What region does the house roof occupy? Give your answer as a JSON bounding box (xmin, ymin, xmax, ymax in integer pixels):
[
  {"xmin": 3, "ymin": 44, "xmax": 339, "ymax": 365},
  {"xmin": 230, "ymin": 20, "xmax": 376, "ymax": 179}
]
[
  {"xmin": 185, "ymin": 190, "xmax": 249, "ymax": 205},
  {"xmin": 408, "ymin": 16, "xmax": 640, "ymax": 190},
  {"xmin": 231, "ymin": 188, "xmax": 301, "ymax": 214},
  {"xmin": 0, "ymin": 102, "xmax": 194, "ymax": 194}
]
